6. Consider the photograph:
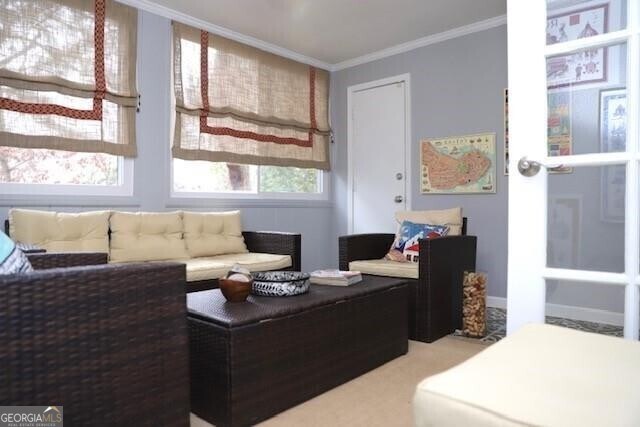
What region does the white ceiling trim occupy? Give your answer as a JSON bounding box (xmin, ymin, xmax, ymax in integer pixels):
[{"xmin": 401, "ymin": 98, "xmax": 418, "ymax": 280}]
[
  {"xmin": 115, "ymin": 0, "xmax": 334, "ymax": 70},
  {"xmin": 117, "ymin": 0, "xmax": 506, "ymax": 73},
  {"xmin": 331, "ymin": 14, "xmax": 508, "ymax": 71}
]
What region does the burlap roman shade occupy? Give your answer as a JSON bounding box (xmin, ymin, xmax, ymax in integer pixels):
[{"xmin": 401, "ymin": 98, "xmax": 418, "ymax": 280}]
[
  {"xmin": 0, "ymin": 0, "xmax": 138, "ymax": 157},
  {"xmin": 172, "ymin": 22, "xmax": 331, "ymax": 171}
]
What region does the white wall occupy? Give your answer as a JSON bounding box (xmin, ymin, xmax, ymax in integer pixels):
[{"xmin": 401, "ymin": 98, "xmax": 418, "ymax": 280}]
[{"xmin": 0, "ymin": 11, "xmax": 335, "ymax": 273}]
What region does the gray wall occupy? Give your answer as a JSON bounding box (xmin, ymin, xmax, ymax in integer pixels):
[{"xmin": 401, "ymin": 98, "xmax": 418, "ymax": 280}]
[
  {"xmin": 330, "ymin": 26, "xmax": 510, "ymax": 301},
  {"xmin": 0, "ymin": 11, "xmax": 334, "ymax": 273},
  {"xmin": 330, "ymin": 24, "xmax": 625, "ymax": 313}
]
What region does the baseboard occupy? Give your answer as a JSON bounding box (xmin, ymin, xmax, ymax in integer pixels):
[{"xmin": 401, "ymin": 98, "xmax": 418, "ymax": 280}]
[{"xmin": 486, "ymin": 296, "xmax": 624, "ymax": 326}]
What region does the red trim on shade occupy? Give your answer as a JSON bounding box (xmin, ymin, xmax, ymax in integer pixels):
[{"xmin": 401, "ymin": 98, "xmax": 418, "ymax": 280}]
[
  {"xmin": 0, "ymin": 0, "xmax": 106, "ymax": 120},
  {"xmin": 198, "ymin": 29, "xmax": 316, "ymax": 147},
  {"xmin": 0, "ymin": 97, "xmax": 102, "ymax": 119}
]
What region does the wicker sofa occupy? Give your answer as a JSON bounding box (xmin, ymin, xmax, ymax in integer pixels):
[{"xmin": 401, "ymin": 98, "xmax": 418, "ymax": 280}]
[
  {"xmin": 5, "ymin": 209, "xmax": 300, "ymax": 293},
  {"xmin": 339, "ymin": 217, "xmax": 477, "ymax": 343},
  {"xmin": 0, "ymin": 252, "xmax": 190, "ymax": 426}
]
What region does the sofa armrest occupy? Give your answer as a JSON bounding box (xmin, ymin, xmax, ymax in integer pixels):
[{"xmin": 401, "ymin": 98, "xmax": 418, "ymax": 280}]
[
  {"xmin": 338, "ymin": 233, "xmax": 395, "ymax": 270},
  {"xmin": 243, "ymin": 231, "xmax": 301, "ymax": 271},
  {"xmin": 418, "ymin": 235, "xmax": 477, "ymax": 341},
  {"xmin": 0, "ymin": 262, "xmax": 189, "ymax": 425},
  {"xmin": 27, "ymin": 252, "xmax": 109, "ymax": 270}
]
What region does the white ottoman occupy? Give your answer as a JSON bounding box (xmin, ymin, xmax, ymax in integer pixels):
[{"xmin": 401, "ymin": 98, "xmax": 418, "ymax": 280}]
[{"xmin": 414, "ymin": 324, "xmax": 640, "ymax": 427}]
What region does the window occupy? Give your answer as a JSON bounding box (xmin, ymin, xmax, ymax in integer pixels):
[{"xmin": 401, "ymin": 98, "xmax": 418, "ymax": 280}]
[
  {"xmin": 0, "ymin": 0, "xmax": 138, "ymax": 196},
  {"xmin": 172, "ymin": 159, "xmax": 324, "ymax": 197},
  {"xmin": 171, "ymin": 22, "xmax": 331, "ymax": 198}
]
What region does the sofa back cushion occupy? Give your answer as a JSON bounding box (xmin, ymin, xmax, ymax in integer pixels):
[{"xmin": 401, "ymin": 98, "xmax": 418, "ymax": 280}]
[
  {"xmin": 9, "ymin": 209, "xmax": 110, "ymax": 253},
  {"xmin": 182, "ymin": 211, "xmax": 248, "ymax": 257},
  {"xmin": 109, "ymin": 211, "xmax": 189, "ymax": 262},
  {"xmin": 395, "ymin": 207, "xmax": 463, "ymax": 236}
]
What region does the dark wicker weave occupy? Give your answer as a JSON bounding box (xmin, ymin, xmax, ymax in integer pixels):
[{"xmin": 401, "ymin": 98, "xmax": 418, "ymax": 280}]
[
  {"xmin": 188, "ymin": 276, "xmax": 408, "ymax": 426},
  {"xmin": 187, "ymin": 231, "xmax": 301, "ymax": 293},
  {"xmin": 0, "ymin": 259, "xmax": 190, "ymax": 426},
  {"xmin": 339, "ymin": 218, "xmax": 477, "ymax": 343},
  {"xmin": 26, "ymin": 251, "xmax": 108, "ymax": 270}
]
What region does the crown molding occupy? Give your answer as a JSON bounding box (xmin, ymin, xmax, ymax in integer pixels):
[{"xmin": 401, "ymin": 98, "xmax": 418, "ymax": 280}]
[
  {"xmin": 115, "ymin": 0, "xmax": 333, "ymax": 70},
  {"xmin": 117, "ymin": 0, "xmax": 505, "ymax": 73},
  {"xmin": 330, "ymin": 14, "xmax": 507, "ymax": 71}
]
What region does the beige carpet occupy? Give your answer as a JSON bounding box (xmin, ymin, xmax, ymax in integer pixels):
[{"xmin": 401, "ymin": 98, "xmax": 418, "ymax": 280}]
[{"xmin": 190, "ymin": 337, "xmax": 487, "ymax": 427}]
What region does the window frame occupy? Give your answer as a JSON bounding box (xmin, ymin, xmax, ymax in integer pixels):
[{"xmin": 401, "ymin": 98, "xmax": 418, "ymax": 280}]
[
  {"xmin": 169, "ymin": 158, "xmax": 329, "ymax": 201},
  {"xmin": 0, "ymin": 156, "xmax": 134, "ymax": 197}
]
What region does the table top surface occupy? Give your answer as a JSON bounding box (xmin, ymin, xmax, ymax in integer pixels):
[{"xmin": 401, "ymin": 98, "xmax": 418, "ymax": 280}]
[{"xmin": 187, "ymin": 274, "xmax": 407, "ymax": 328}]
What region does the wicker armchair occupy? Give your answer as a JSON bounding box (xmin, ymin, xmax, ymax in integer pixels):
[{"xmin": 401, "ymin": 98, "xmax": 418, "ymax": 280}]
[
  {"xmin": 0, "ymin": 253, "xmax": 190, "ymax": 426},
  {"xmin": 339, "ymin": 218, "xmax": 477, "ymax": 343}
]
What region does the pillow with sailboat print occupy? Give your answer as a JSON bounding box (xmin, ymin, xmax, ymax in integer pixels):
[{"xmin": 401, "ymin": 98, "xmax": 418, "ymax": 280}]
[{"xmin": 385, "ymin": 220, "xmax": 449, "ymax": 263}]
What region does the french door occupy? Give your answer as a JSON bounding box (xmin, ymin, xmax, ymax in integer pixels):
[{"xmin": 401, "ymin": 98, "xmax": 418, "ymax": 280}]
[{"xmin": 507, "ymin": 0, "xmax": 640, "ymax": 339}]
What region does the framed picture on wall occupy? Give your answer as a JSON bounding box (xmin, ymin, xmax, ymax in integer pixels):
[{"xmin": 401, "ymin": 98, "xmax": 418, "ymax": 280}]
[
  {"xmin": 420, "ymin": 133, "xmax": 496, "ymax": 194},
  {"xmin": 548, "ymin": 195, "xmax": 582, "ymax": 269},
  {"xmin": 547, "ymin": 90, "xmax": 573, "ymax": 173},
  {"xmin": 600, "ymin": 88, "xmax": 626, "ymax": 223},
  {"xmin": 504, "ymin": 88, "xmax": 509, "ymax": 175},
  {"xmin": 546, "ymin": 3, "xmax": 608, "ymax": 88}
]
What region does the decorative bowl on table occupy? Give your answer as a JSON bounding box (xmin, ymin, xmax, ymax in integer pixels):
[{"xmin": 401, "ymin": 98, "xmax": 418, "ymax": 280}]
[
  {"xmin": 251, "ymin": 271, "xmax": 310, "ymax": 297},
  {"xmin": 219, "ymin": 266, "xmax": 253, "ymax": 302}
]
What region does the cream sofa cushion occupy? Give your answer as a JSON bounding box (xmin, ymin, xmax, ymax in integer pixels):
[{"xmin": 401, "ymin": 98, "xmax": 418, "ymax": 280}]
[
  {"xmin": 349, "ymin": 259, "xmax": 418, "ymax": 279},
  {"xmin": 9, "ymin": 209, "xmax": 110, "ymax": 253},
  {"xmin": 414, "ymin": 324, "xmax": 640, "ymax": 427},
  {"xmin": 182, "ymin": 211, "xmax": 248, "ymax": 257},
  {"xmin": 396, "ymin": 207, "xmax": 463, "ymax": 235},
  {"xmin": 181, "ymin": 253, "xmax": 292, "ymax": 282},
  {"xmin": 110, "ymin": 211, "xmax": 189, "ymax": 263}
]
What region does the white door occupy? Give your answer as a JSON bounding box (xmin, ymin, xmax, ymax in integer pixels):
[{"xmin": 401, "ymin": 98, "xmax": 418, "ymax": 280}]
[
  {"xmin": 507, "ymin": 0, "xmax": 639, "ymax": 339},
  {"xmin": 348, "ymin": 75, "xmax": 410, "ymax": 234}
]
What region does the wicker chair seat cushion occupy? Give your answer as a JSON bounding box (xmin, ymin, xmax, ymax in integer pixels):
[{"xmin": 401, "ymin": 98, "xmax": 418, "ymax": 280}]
[
  {"xmin": 396, "ymin": 207, "xmax": 463, "ymax": 236},
  {"xmin": 349, "ymin": 259, "xmax": 418, "ymax": 279},
  {"xmin": 9, "ymin": 209, "xmax": 110, "ymax": 253},
  {"xmin": 179, "ymin": 252, "xmax": 292, "ymax": 282},
  {"xmin": 182, "ymin": 211, "xmax": 248, "ymax": 257},
  {"xmin": 109, "ymin": 211, "xmax": 189, "ymax": 263},
  {"xmin": 187, "ymin": 275, "xmax": 407, "ymax": 327},
  {"xmin": 414, "ymin": 324, "xmax": 640, "ymax": 427}
]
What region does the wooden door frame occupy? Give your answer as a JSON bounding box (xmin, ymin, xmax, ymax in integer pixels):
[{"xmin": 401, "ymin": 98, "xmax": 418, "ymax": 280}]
[{"xmin": 346, "ymin": 73, "xmax": 412, "ymax": 234}]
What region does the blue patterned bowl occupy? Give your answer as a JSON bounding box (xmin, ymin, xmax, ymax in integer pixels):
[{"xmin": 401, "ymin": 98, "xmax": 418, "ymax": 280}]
[{"xmin": 251, "ymin": 271, "xmax": 310, "ymax": 297}]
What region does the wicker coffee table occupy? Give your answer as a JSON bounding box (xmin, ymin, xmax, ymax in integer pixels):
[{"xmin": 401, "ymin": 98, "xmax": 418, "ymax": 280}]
[{"xmin": 187, "ymin": 275, "xmax": 408, "ymax": 426}]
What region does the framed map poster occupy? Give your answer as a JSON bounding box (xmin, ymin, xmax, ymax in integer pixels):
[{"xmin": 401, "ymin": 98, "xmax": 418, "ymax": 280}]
[
  {"xmin": 546, "ymin": 3, "xmax": 608, "ymax": 88},
  {"xmin": 420, "ymin": 133, "xmax": 496, "ymax": 194},
  {"xmin": 548, "ymin": 91, "xmax": 572, "ymax": 173},
  {"xmin": 600, "ymin": 88, "xmax": 626, "ymax": 223}
]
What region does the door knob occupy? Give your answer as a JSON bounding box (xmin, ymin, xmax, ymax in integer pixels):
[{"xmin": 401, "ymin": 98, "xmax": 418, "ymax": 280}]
[
  {"xmin": 396, "ymin": 173, "xmax": 403, "ymax": 180},
  {"xmin": 517, "ymin": 157, "xmax": 541, "ymax": 177},
  {"xmin": 394, "ymin": 195, "xmax": 404, "ymax": 203},
  {"xmin": 517, "ymin": 156, "xmax": 566, "ymax": 177}
]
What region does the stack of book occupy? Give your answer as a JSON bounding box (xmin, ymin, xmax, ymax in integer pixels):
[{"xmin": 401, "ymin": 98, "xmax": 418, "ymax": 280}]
[{"xmin": 309, "ymin": 269, "xmax": 362, "ymax": 286}]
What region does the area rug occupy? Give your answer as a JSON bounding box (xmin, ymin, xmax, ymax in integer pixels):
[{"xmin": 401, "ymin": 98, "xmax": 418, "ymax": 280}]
[
  {"xmin": 457, "ymin": 307, "xmax": 624, "ymax": 344},
  {"xmin": 190, "ymin": 337, "xmax": 488, "ymax": 427}
]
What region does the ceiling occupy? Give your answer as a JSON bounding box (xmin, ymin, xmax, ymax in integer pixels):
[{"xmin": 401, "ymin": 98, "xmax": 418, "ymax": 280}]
[{"xmin": 143, "ymin": 0, "xmax": 506, "ymax": 66}]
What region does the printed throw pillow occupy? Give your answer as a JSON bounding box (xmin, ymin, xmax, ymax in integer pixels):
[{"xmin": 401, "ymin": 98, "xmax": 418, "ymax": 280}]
[
  {"xmin": 0, "ymin": 231, "xmax": 33, "ymax": 275},
  {"xmin": 386, "ymin": 221, "xmax": 449, "ymax": 263}
]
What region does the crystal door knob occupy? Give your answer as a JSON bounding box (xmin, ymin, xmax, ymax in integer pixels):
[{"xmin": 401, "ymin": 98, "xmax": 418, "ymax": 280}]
[{"xmin": 394, "ymin": 195, "xmax": 403, "ymax": 203}]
